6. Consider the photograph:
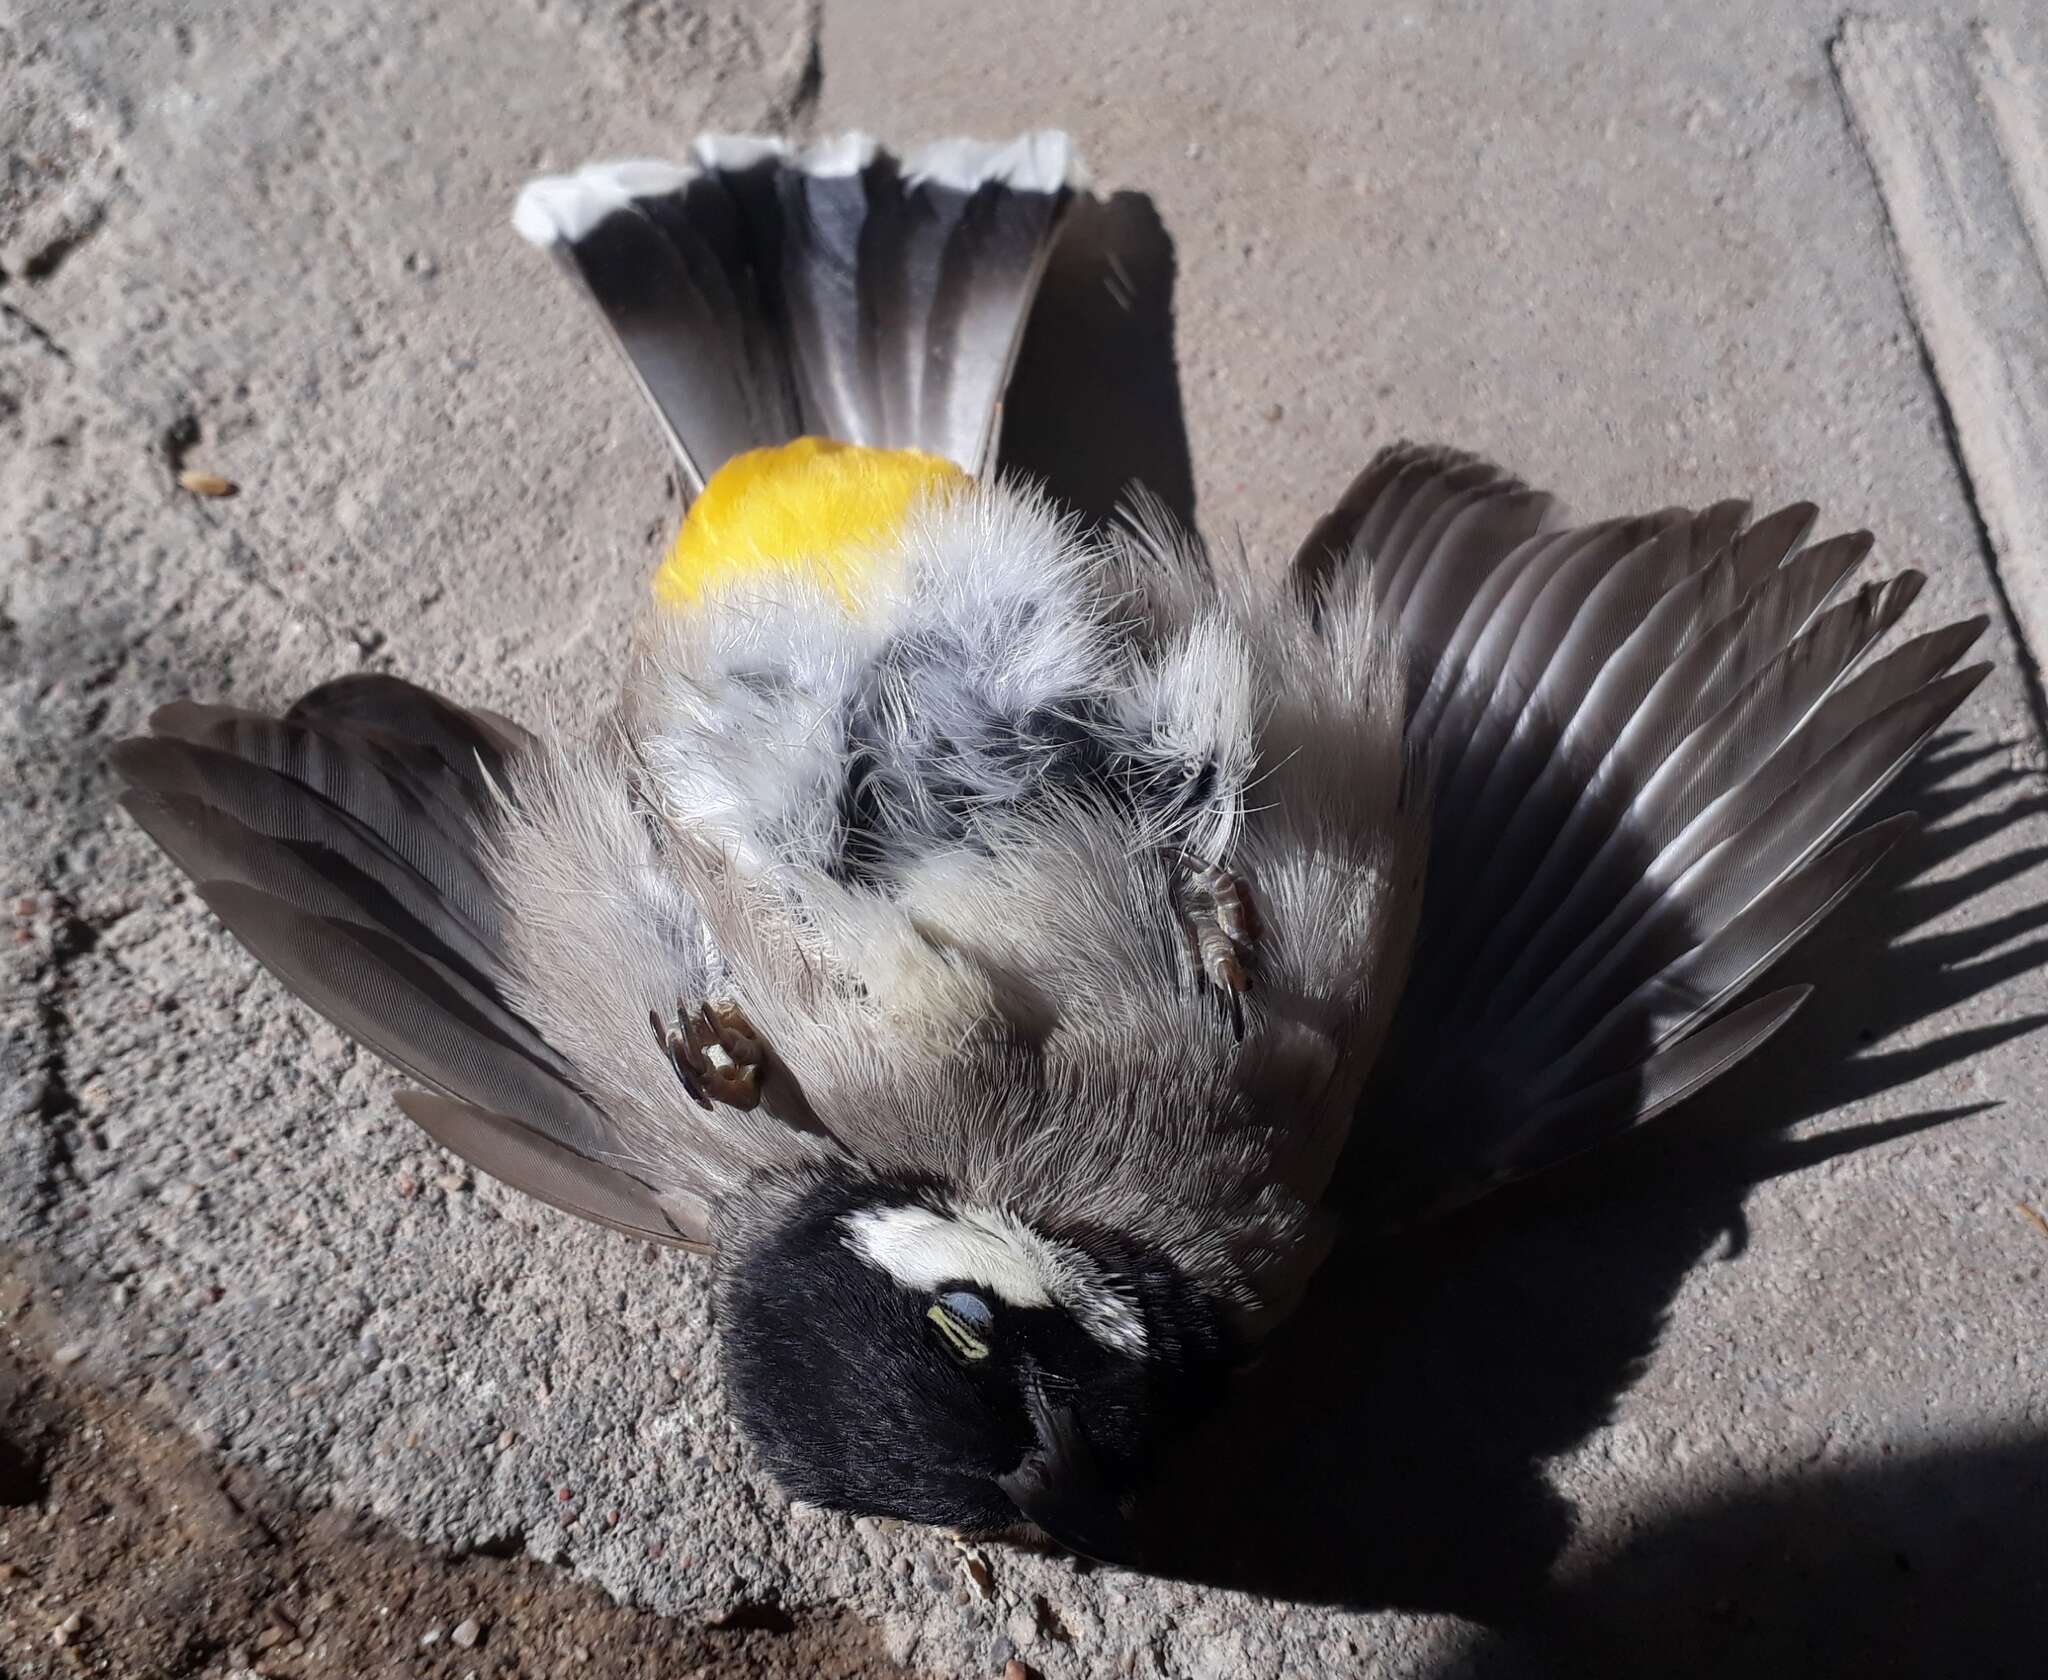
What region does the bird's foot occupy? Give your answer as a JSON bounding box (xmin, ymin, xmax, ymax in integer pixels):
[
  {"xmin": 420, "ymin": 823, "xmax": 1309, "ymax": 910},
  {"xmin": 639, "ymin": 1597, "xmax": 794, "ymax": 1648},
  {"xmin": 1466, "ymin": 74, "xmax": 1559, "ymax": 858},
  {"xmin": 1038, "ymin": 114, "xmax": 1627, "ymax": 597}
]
[
  {"xmin": 650, "ymin": 999, "xmax": 766, "ymax": 1110},
  {"xmin": 1174, "ymin": 857, "xmax": 1259, "ymax": 1036}
]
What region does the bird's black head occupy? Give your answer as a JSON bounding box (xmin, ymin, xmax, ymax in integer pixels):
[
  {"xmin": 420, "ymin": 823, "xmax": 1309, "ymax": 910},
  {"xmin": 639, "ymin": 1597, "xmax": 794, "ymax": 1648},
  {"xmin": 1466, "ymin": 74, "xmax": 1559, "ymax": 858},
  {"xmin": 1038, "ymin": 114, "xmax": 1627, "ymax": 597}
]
[{"xmin": 717, "ymin": 1168, "xmax": 1232, "ymax": 1561}]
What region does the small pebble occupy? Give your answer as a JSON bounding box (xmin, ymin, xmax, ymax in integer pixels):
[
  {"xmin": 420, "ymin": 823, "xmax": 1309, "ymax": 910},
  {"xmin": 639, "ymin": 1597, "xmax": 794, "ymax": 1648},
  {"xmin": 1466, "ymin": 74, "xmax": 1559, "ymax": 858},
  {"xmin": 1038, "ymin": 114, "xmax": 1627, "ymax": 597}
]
[
  {"xmin": 1263, "ymin": 402, "xmax": 1285, "ymax": 422},
  {"xmin": 436, "ymin": 1171, "xmax": 465, "ymax": 1193},
  {"xmin": 1005, "ymin": 1661, "xmax": 1039, "ymax": 1680},
  {"xmin": 177, "ymin": 468, "xmax": 237, "ymax": 498},
  {"xmin": 605, "ymin": 1509, "xmax": 620, "ymax": 1527},
  {"xmin": 451, "ymin": 1616, "xmax": 482, "ymax": 1649},
  {"xmin": 419, "ymin": 1626, "xmax": 442, "ymax": 1647},
  {"xmin": 255, "ymin": 1626, "xmax": 288, "ymax": 1651},
  {"xmin": 557, "ymin": 1485, "xmax": 573, "ymax": 1503},
  {"xmin": 396, "ymin": 1175, "xmax": 418, "ymax": 1198},
  {"xmin": 498, "ymin": 1429, "xmax": 516, "ymax": 1449},
  {"xmin": 51, "ymin": 1610, "xmax": 82, "ymax": 1645},
  {"xmin": 573, "ymin": 1645, "xmax": 591, "ymax": 1663},
  {"xmin": 52, "ymin": 1343, "xmax": 85, "ymax": 1368}
]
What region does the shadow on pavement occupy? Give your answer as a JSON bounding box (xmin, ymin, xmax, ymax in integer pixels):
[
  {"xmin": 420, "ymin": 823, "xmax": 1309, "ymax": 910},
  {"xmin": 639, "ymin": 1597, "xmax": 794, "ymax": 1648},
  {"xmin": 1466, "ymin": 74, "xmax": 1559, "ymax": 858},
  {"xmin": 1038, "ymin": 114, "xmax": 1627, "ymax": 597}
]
[
  {"xmin": 1137, "ymin": 729, "xmax": 2048, "ymax": 1651},
  {"xmin": 1450, "ymin": 1431, "xmax": 2048, "ymax": 1679},
  {"xmin": 1001, "ymin": 191, "xmax": 1198, "ymax": 533}
]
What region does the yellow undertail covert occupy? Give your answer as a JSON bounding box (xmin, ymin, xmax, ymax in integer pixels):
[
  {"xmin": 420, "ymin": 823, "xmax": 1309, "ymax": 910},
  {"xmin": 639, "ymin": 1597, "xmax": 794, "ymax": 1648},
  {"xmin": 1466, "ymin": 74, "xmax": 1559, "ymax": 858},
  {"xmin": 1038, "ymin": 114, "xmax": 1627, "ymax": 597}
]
[{"xmin": 653, "ymin": 438, "xmax": 968, "ymax": 610}]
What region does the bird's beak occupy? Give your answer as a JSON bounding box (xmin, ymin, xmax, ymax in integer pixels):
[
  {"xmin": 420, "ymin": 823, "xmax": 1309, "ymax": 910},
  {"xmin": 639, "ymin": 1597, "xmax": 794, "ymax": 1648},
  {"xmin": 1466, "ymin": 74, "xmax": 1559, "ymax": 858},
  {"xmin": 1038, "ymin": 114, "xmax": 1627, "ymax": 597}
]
[{"xmin": 996, "ymin": 1369, "xmax": 1142, "ymax": 1567}]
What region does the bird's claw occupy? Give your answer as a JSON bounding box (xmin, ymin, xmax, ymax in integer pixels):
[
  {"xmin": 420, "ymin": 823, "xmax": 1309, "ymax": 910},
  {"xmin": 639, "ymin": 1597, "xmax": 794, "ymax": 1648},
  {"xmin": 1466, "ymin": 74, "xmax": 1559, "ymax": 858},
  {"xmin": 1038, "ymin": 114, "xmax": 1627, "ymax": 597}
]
[
  {"xmin": 650, "ymin": 999, "xmax": 766, "ymax": 1110},
  {"xmin": 1173, "ymin": 857, "xmax": 1259, "ymax": 1038}
]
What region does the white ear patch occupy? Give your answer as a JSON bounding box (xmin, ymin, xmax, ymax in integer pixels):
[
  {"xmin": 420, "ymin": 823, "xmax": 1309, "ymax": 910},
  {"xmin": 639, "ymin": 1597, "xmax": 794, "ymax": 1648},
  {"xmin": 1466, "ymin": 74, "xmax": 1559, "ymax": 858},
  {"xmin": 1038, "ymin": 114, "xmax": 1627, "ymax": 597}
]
[
  {"xmin": 845, "ymin": 1203, "xmax": 1052, "ymax": 1307},
  {"xmin": 842, "ymin": 1202, "xmax": 1148, "ymax": 1357}
]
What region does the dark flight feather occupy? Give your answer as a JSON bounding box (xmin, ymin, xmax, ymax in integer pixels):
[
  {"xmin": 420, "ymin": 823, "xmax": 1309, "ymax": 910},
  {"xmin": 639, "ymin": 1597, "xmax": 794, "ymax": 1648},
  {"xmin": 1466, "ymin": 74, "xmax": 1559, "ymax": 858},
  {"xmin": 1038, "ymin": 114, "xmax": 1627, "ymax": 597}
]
[
  {"xmin": 1310, "ymin": 442, "xmax": 1986, "ymax": 1222},
  {"xmin": 110, "ymin": 675, "xmax": 716, "ymax": 1248}
]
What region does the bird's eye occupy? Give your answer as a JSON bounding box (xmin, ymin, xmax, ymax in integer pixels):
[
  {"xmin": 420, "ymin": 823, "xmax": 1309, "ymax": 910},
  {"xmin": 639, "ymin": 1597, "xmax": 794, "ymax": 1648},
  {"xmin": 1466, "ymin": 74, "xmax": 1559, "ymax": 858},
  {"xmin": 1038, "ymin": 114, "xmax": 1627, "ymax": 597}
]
[{"xmin": 927, "ymin": 1288, "xmax": 994, "ymax": 1362}]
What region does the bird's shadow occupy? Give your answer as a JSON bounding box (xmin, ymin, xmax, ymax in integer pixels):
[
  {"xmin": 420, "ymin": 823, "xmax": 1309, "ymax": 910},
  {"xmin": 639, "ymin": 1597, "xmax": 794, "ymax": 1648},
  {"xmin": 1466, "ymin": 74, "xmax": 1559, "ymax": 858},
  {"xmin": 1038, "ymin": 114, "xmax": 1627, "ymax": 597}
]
[
  {"xmin": 1000, "ymin": 191, "xmax": 1198, "ymax": 533},
  {"xmin": 1454, "ymin": 1430, "xmax": 2048, "ymax": 1678},
  {"xmin": 989, "ymin": 192, "xmax": 2048, "ymax": 1646},
  {"xmin": 1135, "ymin": 731, "xmax": 2048, "ymax": 1627}
]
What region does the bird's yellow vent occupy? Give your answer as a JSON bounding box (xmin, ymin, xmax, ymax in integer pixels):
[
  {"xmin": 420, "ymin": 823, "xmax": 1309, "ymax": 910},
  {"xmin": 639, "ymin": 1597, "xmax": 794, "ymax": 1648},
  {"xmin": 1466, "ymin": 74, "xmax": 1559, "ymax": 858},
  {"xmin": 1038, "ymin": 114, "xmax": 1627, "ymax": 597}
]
[{"xmin": 653, "ymin": 438, "xmax": 967, "ymax": 611}]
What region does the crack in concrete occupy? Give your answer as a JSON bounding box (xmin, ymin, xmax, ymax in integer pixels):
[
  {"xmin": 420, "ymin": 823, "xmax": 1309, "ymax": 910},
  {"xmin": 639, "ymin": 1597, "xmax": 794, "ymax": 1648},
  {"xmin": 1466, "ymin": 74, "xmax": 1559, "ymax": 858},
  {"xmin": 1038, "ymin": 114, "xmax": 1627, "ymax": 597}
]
[
  {"xmin": 0, "ymin": 296, "xmax": 72, "ymax": 364},
  {"xmin": 1890, "ymin": 290, "xmax": 2048, "ymax": 746},
  {"xmin": 4, "ymin": 298, "xmax": 362, "ymax": 672},
  {"xmin": 767, "ymin": 0, "xmax": 825, "ymax": 139},
  {"xmin": 206, "ymin": 530, "xmax": 362, "ymax": 660},
  {"xmin": 4, "ymin": 230, "xmax": 364, "ymax": 667},
  {"xmin": 28, "ymin": 904, "xmax": 101, "ymax": 1217},
  {"xmin": 1831, "ymin": 18, "xmax": 2048, "ymax": 756},
  {"xmin": 159, "ymin": 409, "xmax": 202, "ymax": 475},
  {"xmin": 15, "ymin": 201, "xmax": 108, "ymax": 282}
]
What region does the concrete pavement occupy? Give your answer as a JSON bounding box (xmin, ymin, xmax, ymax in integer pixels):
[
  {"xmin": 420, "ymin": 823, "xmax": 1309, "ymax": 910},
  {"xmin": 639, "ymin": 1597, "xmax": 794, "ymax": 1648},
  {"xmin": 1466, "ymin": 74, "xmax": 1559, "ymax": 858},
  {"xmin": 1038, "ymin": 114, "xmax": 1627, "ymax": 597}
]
[{"xmin": 5, "ymin": 1, "xmax": 2046, "ymax": 1672}]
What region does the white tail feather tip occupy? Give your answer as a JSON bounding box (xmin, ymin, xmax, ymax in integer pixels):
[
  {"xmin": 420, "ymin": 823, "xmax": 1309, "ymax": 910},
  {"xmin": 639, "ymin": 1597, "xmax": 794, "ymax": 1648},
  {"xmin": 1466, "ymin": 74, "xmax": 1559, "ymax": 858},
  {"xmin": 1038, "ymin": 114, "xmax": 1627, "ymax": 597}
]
[
  {"xmin": 691, "ymin": 131, "xmax": 879, "ymax": 178},
  {"xmin": 904, "ymin": 130, "xmax": 1076, "ymax": 193},
  {"xmin": 512, "ymin": 159, "xmax": 695, "ymax": 246},
  {"xmin": 516, "ymin": 133, "xmax": 1076, "ymax": 246},
  {"xmin": 688, "ymin": 130, "xmax": 1075, "ymax": 191}
]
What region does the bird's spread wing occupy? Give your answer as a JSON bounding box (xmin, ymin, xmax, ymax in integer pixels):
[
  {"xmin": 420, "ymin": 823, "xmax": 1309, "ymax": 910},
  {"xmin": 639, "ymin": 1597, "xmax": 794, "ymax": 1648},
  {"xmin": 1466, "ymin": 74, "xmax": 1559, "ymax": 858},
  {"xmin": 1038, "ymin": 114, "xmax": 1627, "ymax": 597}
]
[
  {"xmin": 111, "ymin": 675, "xmax": 717, "ymax": 1250},
  {"xmin": 513, "ymin": 132, "xmax": 1077, "ymax": 494},
  {"xmin": 109, "ymin": 133, "xmax": 1090, "ymax": 1256},
  {"xmin": 1299, "ymin": 443, "xmax": 1989, "ymax": 1224}
]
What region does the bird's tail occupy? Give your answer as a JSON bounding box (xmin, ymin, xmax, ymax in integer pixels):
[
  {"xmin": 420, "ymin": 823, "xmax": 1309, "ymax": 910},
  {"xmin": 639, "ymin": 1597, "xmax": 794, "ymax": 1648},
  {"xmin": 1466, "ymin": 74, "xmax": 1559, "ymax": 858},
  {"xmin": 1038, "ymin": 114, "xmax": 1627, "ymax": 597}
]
[{"xmin": 513, "ymin": 132, "xmax": 1078, "ymax": 495}]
